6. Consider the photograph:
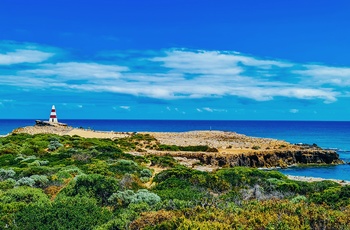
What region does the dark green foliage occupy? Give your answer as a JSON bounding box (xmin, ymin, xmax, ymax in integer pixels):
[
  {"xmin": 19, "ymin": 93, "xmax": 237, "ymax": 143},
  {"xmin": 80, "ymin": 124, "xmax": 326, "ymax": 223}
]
[
  {"xmin": 0, "ymin": 186, "xmax": 49, "ymax": 205},
  {"xmin": 154, "ymin": 165, "xmax": 203, "ymax": 182},
  {"xmin": 309, "ymin": 180, "xmax": 341, "ymax": 192},
  {"xmin": 155, "ymin": 184, "xmax": 205, "ymax": 201},
  {"xmin": 153, "ymin": 166, "xmax": 214, "ymax": 201},
  {"xmin": 0, "ymin": 154, "xmax": 17, "ymax": 167},
  {"xmin": 216, "ymin": 167, "xmax": 286, "ymax": 187},
  {"xmin": 58, "ymin": 174, "xmax": 119, "ymax": 205},
  {"xmin": 310, "ymin": 185, "xmax": 350, "ymax": 207},
  {"xmin": 148, "ymin": 155, "xmax": 177, "ymax": 167},
  {"xmin": 0, "ymin": 187, "xmax": 50, "ymax": 228},
  {"xmin": 1, "ymin": 133, "xmax": 350, "ymax": 229},
  {"xmin": 140, "ymin": 168, "xmax": 152, "ymax": 178},
  {"xmin": 15, "ymin": 196, "xmax": 112, "ymax": 230},
  {"xmin": 40, "ymin": 152, "xmax": 74, "ymax": 167},
  {"xmin": 276, "ymin": 180, "xmax": 301, "ymax": 193},
  {"xmin": 0, "ymin": 179, "xmax": 16, "ymax": 189},
  {"xmin": 109, "ymin": 159, "xmax": 141, "ymax": 175},
  {"xmin": 18, "ymin": 166, "xmax": 56, "ymax": 177}
]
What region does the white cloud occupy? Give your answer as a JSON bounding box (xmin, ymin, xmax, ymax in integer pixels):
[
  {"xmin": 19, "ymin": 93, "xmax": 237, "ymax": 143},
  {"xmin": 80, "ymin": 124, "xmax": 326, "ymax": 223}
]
[
  {"xmin": 150, "ymin": 50, "xmax": 292, "ymax": 79},
  {"xmin": 232, "ymin": 87, "xmax": 337, "ymax": 103},
  {"xmin": 295, "ymin": 65, "xmax": 350, "ymax": 86},
  {"xmin": 0, "ymin": 46, "xmax": 344, "ymax": 104},
  {"xmin": 202, "ymin": 107, "xmax": 227, "ymax": 113},
  {"xmin": 289, "ymin": 109, "xmax": 299, "ymax": 113},
  {"xmin": 22, "ymin": 62, "xmax": 128, "ymax": 79},
  {"xmin": 0, "ymin": 49, "xmax": 54, "ymax": 65},
  {"xmin": 196, "ymin": 108, "xmax": 202, "ymax": 112},
  {"xmin": 202, "ymin": 107, "xmax": 213, "ymax": 112},
  {"xmin": 120, "ymin": 106, "xmax": 130, "ymax": 110},
  {"xmin": 152, "ymin": 50, "xmax": 243, "ymax": 75}
]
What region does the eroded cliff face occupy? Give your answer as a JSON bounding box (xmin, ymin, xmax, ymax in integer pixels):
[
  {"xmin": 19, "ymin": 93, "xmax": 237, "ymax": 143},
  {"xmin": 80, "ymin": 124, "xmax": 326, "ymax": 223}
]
[
  {"xmin": 146, "ymin": 150, "xmax": 343, "ymax": 168},
  {"xmin": 197, "ymin": 150, "xmax": 343, "ymax": 168},
  {"xmin": 142, "ymin": 131, "xmax": 344, "ymax": 168}
]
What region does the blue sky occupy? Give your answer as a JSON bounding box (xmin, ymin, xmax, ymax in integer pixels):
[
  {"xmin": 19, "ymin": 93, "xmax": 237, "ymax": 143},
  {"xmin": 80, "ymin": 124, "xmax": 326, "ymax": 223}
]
[{"xmin": 1, "ymin": 0, "xmax": 350, "ymax": 120}]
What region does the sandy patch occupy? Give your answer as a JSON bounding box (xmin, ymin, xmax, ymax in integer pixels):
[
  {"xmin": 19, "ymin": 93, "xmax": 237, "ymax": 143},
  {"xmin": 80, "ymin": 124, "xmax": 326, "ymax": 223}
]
[
  {"xmin": 13, "ymin": 125, "xmax": 130, "ymax": 139},
  {"xmin": 66, "ymin": 129, "xmax": 129, "ymax": 139},
  {"xmin": 287, "ymin": 175, "xmax": 350, "ymax": 186}
]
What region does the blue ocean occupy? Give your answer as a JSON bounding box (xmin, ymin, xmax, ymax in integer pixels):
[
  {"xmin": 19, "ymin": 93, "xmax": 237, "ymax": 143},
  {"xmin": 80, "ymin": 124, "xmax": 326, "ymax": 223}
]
[{"xmin": 1, "ymin": 119, "xmax": 350, "ymax": 181}]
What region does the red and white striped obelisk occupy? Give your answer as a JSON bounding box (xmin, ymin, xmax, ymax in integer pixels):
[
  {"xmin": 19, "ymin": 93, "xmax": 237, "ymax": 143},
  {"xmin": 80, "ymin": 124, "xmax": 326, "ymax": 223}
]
[{"xmin": 49, "ymin": 105, "xmax": 58, "ymax": 123}]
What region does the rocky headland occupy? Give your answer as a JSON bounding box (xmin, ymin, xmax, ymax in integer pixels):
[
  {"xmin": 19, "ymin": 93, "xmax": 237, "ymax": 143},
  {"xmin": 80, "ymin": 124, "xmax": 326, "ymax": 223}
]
[
  {"xmin": 11, "ymin": 125, "xmax": 343, "ymax": 170},
  {"xmin": 142, "ymin": 131, "xmax": 342, "ymax": 169}
]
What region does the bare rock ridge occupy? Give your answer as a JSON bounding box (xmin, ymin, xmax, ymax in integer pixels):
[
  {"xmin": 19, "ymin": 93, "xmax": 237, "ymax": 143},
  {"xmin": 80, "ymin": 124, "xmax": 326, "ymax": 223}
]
[
  {"xmin": 156, "ymin": 149, "xmax": 342, "ymax": 168},
  {"xmin": 12, "ymin": 126, "xmax": 343, "ymax": 168},
  {"xmin": 144, "ymin": 131, "xmax": 343, "ymax": 168}
]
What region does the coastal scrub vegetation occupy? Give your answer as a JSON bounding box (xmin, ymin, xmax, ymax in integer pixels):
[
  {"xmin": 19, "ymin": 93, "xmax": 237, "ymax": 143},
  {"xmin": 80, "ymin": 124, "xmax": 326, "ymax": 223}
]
[{"xmin": 0, "ymin": 133, "xmax": 350, "ymax": 229}]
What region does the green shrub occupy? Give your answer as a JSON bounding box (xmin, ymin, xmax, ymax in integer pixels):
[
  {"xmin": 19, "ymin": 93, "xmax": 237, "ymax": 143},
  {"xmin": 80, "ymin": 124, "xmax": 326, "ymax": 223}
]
[
  {"xmin": 140, "ymin": 177, "xmax": 150, "ymax": 183},
  {"xmin": 0, "ymin": 143, "xmax": 19, "ymax": 155},
  {"xmin": 48, "ymin": 140, "xmax": 63, "ymax": 151},
  {"xmin": 0, "ymin": 154, "xmax": 18, "ymax": 167},
  {"xmin": 140, "ymin": 168, "xmax": 152, "ymax": 178},
  {"xmin": 85, "ymin": 160, "xmax": 112, "ymax": 176},
  {"xmin": 0, "ymin": 187, "xmax": 49, "ymax": 228},
  {"xmin": 154, "ymin": 165, "xmax": 204, "ymax": 183},
  {"xmin": 19, "ymin": 155, "xmax": 37, "ymax": 163},
  {"xmin": 148, "ymin": 155, "xmax": 177, "ymax": 168},
  {"xmin": 153, "ymin": 181, "xmax": 204, "ymax": 201},
  {"xmin": 0, "ymin": 186, "xmax": 49, "ymax": 204},
  {"xmin": 0, "ymin": 168, "xmax": 15, "ymax": 181},
  {"xmin": 15, "ymin": 196, "xmax": 112, "ymax": 230},
  {"xmin": 54, "ymin": 166, "xmax": 84, "ymax": 181},
  {"xmin": 27, "ymin": 160, "xmax": 40, "ymax": 167},
  {"xmin": 276, "ymin": 181, "xmax": 300, "ymax": 193},
  {"xmin": 108, "ymin": 189, "xmax": 161, "ymax": 208},
  {"xmin": 109, "ymin": 159, "xmax": 141, "ymax": 175},
  {"xmin": 0, "ymin": 178, "xmax": 16, "ymax": 189},
  {"xmin": 130, "ymin": 189, "xmax": 161, "ymax": 206},
  {"xmin": 58, "ymin": 174, "xmax": 119, "ymax": 205},
  {"xmin": 310, "ymin": 185, "xmax": 350, "ymax": 207},
  {"xmin": 15, "ymin": 177, "xmax": 35, "ymax": 187},
  {"xmin": 27, "ymin": 160, "xmax": 49, "ymax": 167},
  {"xmin": 291, "ymin": 195, "xmax": 307, "ymax": 203},
  {"xmin": 19, "ymin": 166, "xmax": 55, "ymax": 177},
  {"xmin": 30, "ymin": 175, "xmax": 49, "ymax": 188}
]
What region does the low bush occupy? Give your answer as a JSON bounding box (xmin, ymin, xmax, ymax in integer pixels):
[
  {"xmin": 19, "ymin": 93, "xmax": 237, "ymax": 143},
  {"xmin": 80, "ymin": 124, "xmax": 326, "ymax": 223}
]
[
  {"xmin": 0, "ymin": 178, "xmax": 16, "ymax": 189},
  {"xmin": 148, "ymin": 155, "xmax": 177, "ymax": 168},
  {"xmin": 15, "ymin": 177, "xmax": 35, "ymax": 187},
  {"xmin": 15, "ymin": 196, "xmax": 112, "ymax": 230},
  {"xmin": 108, "ymin": 189, "xmax": 161, "ymax": 208},
  {"xmin": 0, "ymin": 168, "xmax": 15, "ymax": 181},
  {"xmin": 58, "ymin": 174, "xmax": 119, "ymax": 205}
]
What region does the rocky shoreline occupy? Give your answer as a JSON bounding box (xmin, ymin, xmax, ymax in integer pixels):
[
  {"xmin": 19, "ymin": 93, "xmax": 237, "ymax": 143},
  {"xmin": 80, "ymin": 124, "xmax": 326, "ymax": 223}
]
[
  {"xmin": 142, "ymin": 131, "xmax": 343, "ymax": 168},
  {"xmin": 11, "ymin": 126, "xmax": 344, "ymax": 169},
  {"xmin": 287, "ymin": 175, "xmax": 350, "ymax": 186}
]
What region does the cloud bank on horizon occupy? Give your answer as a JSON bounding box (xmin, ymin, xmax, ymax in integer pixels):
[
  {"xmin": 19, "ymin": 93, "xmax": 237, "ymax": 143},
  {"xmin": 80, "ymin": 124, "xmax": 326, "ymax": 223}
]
[{"xmin": 0, "ymin": 40, "xmax": 349, "ymax": 119}]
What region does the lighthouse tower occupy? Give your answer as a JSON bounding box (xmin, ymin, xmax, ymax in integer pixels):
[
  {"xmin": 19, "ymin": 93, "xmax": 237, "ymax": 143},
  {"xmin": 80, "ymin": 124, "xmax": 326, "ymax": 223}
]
[{"xmin": 49, "ymin": 105, "xmax": 58, "ymax": 123}]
